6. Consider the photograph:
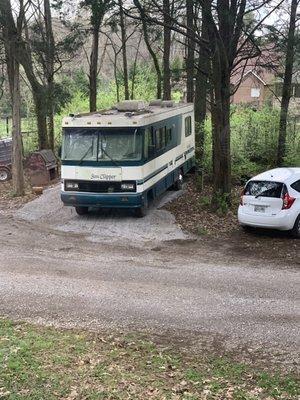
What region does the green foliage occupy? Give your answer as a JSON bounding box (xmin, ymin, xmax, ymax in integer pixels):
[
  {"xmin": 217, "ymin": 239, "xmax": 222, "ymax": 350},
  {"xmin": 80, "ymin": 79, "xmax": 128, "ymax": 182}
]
[
  {"xmin": 202, "ymin": 106, "xmax": 300, "ymax": 183},
  {"xmin": 212, "ymin": 191, "xmax": 230, "ymax": 215}
]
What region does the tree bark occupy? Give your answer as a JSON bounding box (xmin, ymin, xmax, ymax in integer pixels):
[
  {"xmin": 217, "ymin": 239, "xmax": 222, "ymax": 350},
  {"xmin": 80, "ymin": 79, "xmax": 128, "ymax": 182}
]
[
  {"xmin": 163, "ymin": 0, "xmax": 171, "ymax": 100},
  {"xmin": 3, "ymin": 23, "xmax": 24, "ymax": 196},
  {"xmin": 44, "ymin": 0, "xmax": 55, "ymax": 149},
  {"xmin": 11, "ymin": 60, "xmax": 24, "ymax": 196},
  {"xmin": 194, "ymin": 13, "xmax": 209, "ymax": 179},
  {"xmin": 186, "ymin": 0, "xmax": 194, "ymax": 102},
  {"xmin": 89, "ymin": 27, "xmax": 100, "ymax": 112},
  {"xmin": 118, "ymin": 0, "xmax": 129, "ymax": 100},
  {"xmin": 277, "ymin": 0, "xmax": 298, "ymax": 166},
  {"xmin": 130, "ymin": 34, "xmax": 142, "ymax": 99},
  {"xmin": 33, "ymin": 90, "xmax": 49, "ymax": 149}
]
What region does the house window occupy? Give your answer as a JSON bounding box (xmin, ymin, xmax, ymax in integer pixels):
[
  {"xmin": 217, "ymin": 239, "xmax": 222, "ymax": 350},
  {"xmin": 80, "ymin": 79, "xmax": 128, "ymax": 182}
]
[
  {"xmin": 251, "ymin": 88, "xmax": 260, "ymax": 98},
  {"xmin": 185, "ymin": 116, "xmax": 192, "ymax": 137}
]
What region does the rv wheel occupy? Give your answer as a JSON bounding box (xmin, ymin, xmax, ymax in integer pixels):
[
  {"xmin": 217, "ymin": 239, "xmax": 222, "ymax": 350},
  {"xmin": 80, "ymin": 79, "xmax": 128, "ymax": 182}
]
[
  {"xmin": 75, "ymin": 206, "xmax": 89, "ymax": 215},
  {"xmin": 173, "ymin": 172, "xmax": 183, "ymax": 191},
  {"xmin": 0, "ymin": 168, "xmax": 11, "ymax": 182},
  {"xmin": 135, "ymin": 197, "xmax": 148, "ymax": 218}
]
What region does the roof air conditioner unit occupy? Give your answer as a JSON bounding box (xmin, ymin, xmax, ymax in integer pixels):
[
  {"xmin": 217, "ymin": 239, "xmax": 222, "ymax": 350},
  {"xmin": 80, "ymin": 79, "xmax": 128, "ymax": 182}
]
[
  {"xmin": 161, "ymin": 100, "xmax": 174, "ymax": 108},
  {"xmin": 115, "ymin": 100, "xmax": 147, "ymax": 112}
]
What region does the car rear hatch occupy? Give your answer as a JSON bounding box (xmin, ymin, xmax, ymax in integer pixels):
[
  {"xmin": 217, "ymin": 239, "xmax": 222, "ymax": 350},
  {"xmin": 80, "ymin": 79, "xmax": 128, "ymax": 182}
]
[{"xmin": 241, "ymin": 181, "xmax": 284, "ymax": 216}]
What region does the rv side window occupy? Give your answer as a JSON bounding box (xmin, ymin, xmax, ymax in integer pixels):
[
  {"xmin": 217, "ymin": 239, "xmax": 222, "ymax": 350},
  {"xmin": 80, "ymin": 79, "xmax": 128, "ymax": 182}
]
[
  {"xmin": 155, "ymin": 127, "xmax": 166, "ymax": 151},
  {"xmin": 145, "ymin": 127, "xmax": 155, "ymax": 158},
  {"xmin": 166, "ymin": 128, "xmax": 172, "ymax": 145},
  {"xmin": 185, "ymin": 116, "xmax": 192, "ymax": 137},
  {"xmin": 160, "ymin": 127, "xmax": 166, "ymax": 148}
]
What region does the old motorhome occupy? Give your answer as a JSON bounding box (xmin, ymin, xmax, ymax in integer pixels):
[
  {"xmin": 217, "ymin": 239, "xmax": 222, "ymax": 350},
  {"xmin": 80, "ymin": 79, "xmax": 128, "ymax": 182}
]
[{"xmin": 60, "ymin": 100, "xmax": 195, "ymax": 217}]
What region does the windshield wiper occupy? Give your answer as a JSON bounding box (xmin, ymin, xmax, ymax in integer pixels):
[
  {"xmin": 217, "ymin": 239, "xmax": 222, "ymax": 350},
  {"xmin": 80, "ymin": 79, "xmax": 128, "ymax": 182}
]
[
  {"xmin": 99, "ymin": 137, "xmax": 120, "ymax": 167},
  {"xmin": 78, "ymin": 144, "xmax": 93, "ymax": 165}
]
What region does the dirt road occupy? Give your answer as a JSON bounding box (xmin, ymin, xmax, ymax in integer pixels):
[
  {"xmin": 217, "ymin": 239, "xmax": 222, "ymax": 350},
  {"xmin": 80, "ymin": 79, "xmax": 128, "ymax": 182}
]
[{"xmin": 0, "ymin": 186, "xmax": 299, "ymax": 369}]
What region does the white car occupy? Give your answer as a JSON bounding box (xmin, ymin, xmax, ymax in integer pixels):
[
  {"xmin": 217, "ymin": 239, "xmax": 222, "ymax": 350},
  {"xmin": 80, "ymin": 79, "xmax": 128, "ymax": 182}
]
[{"xmin": 238, "ymin": 168, "xmax": 300, "ymax": 237}]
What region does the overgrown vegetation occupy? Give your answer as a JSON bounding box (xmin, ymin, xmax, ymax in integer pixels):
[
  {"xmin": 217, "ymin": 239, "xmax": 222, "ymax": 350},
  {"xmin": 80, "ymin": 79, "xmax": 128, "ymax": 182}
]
[
  {"xmin": 0, "ymin": 318, "xmax": 299, "ymax": 399},
  {"xmin": 1, "ymin": 68, "xmax": 299, "ymax": 182}
]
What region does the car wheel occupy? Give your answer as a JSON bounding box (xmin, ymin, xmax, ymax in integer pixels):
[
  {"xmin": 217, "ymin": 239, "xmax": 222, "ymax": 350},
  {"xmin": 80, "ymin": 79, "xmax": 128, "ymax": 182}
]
[
  {"xmin": 241, "ymin": 225, "xmax": 253, "ymax": 233},
  {"xmin": 75, "ymin": 206, "xmax": 89, "ymax": 215},
  {"xmin": 0, "ymin": 168, "xmax": 11, "ymax": 182},
  {"xmin": 173, "ymin": 172, "xmax": 183, "ymax": 191},
  {"xmin": 291, "ymin": 215, "xmax": 300, "ymax": 238},
  {"xmin": 135, "ymin": 197, "xmax": 148, "ymax": 218}
]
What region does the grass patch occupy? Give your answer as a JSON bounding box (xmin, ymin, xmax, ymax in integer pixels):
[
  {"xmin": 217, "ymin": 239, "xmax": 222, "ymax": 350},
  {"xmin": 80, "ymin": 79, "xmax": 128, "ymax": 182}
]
[{"xmin": 0, "ymin": 318, "xmax": 298, "ymax": 399}]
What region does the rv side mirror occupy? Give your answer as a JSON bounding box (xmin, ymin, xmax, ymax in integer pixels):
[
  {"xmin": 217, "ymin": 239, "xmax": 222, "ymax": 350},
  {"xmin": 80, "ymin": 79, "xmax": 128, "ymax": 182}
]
[{"xmin": 57, "ymin": 145, "xmax": 62, "ymax": 159}]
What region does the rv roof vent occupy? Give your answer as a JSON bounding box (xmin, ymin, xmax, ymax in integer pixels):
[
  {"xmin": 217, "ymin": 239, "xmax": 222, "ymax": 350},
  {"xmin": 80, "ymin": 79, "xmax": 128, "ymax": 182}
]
[
  {"xmin": 161, "ymin": 100, "xmax": 174, "ymax": 108},
  {"xmin": 149, "ymin": 100, "xmax": 162, "ymax": 107},
  {"xmin": 115, "ymin": 100, "xmax": 147, "ymax": 112}
]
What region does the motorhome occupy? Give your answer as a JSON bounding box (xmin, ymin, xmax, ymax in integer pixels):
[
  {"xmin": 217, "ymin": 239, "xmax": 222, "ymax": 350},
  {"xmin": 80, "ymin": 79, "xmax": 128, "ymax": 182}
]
[{"xmin": 60, "ymin": 100, "xmax": 195, "ymax": 217}]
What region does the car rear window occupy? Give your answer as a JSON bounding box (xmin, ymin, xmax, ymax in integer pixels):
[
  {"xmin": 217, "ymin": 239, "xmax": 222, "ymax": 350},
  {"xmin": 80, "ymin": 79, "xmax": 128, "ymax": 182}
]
[
  {"xmin": 291, "ymin": 180, "xmax": 300, "ymax": 193},
  {"xmin": 244, "ymin": 181, "xmax": 284, "ymax": 198}
]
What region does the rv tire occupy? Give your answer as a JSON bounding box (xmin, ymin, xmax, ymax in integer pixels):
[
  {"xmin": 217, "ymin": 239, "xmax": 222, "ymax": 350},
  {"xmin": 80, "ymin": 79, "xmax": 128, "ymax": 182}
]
[
  {"xmin": 75, "ymin": 206, "xmax": 89, "ymax": 215},
  {"xmin": 173, "ymin": 172, "xmax": 183, "ymax": 191},
  {"xmin": 135, "ymin": 197, "xmax": 148, "ymax": 218},
  {"xmin": 0, "ymin": 168, "xmax": 11, "ymax": 182}
]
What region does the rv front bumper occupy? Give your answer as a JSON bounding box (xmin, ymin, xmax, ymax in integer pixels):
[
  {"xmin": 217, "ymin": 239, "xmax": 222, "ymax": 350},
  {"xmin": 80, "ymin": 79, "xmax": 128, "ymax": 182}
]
[{"xmin": 61, "ymin": 191, "xmax": 144, "ymax": 208}]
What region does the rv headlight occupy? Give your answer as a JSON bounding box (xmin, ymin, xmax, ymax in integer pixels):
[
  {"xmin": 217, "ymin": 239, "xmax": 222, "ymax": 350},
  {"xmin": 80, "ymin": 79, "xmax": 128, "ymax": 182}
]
[
  {"xmin": 65, "ymin": 181, "xmax": 79, "ymax": 190},
  {"xmin": 121, "ymin": 183, "xmax": 135, "ymax": 191}
]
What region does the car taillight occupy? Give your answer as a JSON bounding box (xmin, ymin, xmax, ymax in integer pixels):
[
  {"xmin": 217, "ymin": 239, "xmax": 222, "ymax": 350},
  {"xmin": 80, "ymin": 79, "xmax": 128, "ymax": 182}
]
[
  {"xmin": 240, "ymin": 188, "xmax": 245, "ymax": 206},
  {"xmin": 282, "ymin": 192, "xmax": 295, "ymax": 210}
]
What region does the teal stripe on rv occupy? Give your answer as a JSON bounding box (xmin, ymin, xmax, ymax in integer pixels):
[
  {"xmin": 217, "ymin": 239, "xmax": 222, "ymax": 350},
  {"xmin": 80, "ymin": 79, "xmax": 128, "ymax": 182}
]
[{"xmin": 136, "ymin": 163, "xmax": 169, "ymax": 185}]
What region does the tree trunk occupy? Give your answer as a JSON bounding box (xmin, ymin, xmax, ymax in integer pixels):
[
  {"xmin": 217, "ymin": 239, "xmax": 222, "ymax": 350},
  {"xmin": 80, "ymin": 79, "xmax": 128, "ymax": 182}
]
[
  {"xmin": 89, "ymin": 28, "xmax": 100, "ymax": 112},
  {"xmin": 277, "ymin": 0, "xmax": 298, "ymax": 166},
  {"xmin": 11, "ymin": 61, "xmax": 24, "ymax": 196},
  {"xmin": 33, "ymin": 90, "xmax": 49, "ymax": 149},
  {"xmin": 163, "ymin": 0, "xmax": 171, "ymax": 100},
  {"xmin": 186, "ymin": 0, "xmax": 194, "ymax": 102},
  {"xmin": 48, "ymin": 109, "xmax": 55, "ymax": 151},
  {"xmin": 194, "ymin": 14, "xmax": 209, "ymax": 182},
  {"xmin": 131, "ymin": 34, "xmax": 142, "ymax": 99},
  {"xmin": 118, "ymin": 0, "xmax": 129, "ymax": 100},
  {"xmin": 211, "ymin": 73, "xmax": 231, "ymax": 207},
  {"xmin": 44, "ymin": 0, "xmax": 55, "ymax": 149}
]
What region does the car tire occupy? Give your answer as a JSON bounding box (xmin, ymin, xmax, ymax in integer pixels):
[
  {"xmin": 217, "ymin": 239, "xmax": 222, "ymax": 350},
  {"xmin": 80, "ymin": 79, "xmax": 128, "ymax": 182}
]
[
  {"xmin": 135, "ymin": 197, "xmax": 148, "ymax": 218},
  {"xmin": 173, "ymin": 172, "xmax": 183, "ymax": 191},
  {"xmin": 0, "ymin": 168, "xmax": 11, "ymax": 182},
  {"xmin": 75, "ymin": 206, "xmax": 89, "ymax": 215},
  {"xmin": 291, "ymin": 215, "xmax": 300, "ymax": 238}
]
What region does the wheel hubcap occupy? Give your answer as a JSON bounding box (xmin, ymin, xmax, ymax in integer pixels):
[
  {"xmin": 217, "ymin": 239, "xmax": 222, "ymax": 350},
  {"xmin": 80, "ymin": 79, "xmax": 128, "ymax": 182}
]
[{"xmin": 0, "ymin": 171, "xmax": 8, "ymax": 181}]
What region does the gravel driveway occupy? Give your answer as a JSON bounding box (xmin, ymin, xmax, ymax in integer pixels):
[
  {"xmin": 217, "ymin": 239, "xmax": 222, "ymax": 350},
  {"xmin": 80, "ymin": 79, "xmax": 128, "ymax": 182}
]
[
  {"xmin": 0, "ymin": 185, "xmax": 299, "ymax": 369},
  {"xmin": 16, "ymin": 184, "xmax": 187, "ymax": 245}
]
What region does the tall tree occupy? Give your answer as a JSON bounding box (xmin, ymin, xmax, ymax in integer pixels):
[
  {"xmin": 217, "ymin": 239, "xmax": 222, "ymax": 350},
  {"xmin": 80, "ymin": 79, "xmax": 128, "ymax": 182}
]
[
  {"xmin": 277, "ymin": 0, "xmax": 299, "ymax": 166},
  {"xmin": 44, "ymin": 0, "xmax": 56, "ymax": 150},
  {"xmin": 162, "ymin": 0, "xmax": 171, "ymax": 99},
  {"xmin": 80, "ymin": 0, "xmax": 114, "ymax": 111},
  {"xmin": 1, "ymin": 8, "xmax": 24, "ymax": 195},
  {"xmin": 118, "ymin": 0, "xmax": 130, "ymax": 100},
  {"xmin": 186, "ymin": 0, "xmax": 195, "ymax": 102}
]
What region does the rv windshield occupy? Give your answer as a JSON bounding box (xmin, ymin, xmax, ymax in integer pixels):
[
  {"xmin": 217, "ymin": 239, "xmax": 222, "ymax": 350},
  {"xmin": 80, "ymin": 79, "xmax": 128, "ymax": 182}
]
[{"xmin": 62, "ymin": 128, "xmax": 142, "ymax": 162}]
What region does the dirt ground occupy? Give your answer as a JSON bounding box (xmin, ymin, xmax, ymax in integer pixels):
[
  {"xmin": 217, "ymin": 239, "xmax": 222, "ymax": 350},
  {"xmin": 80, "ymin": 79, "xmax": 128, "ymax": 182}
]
[
  {"xmin": 0, "ymin": 177, "xmax": 299, "ymax": 264},
  {"xmin": 0, "ymin": 178, "xmax": 299, "ymax": 373}
]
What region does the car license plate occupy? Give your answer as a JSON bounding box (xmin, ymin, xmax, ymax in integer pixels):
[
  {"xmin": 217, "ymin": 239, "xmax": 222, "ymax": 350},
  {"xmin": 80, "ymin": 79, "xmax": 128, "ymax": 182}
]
[{"xmin": 254, "ymin": 205, "xmax": 266, "ymax": 213}]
